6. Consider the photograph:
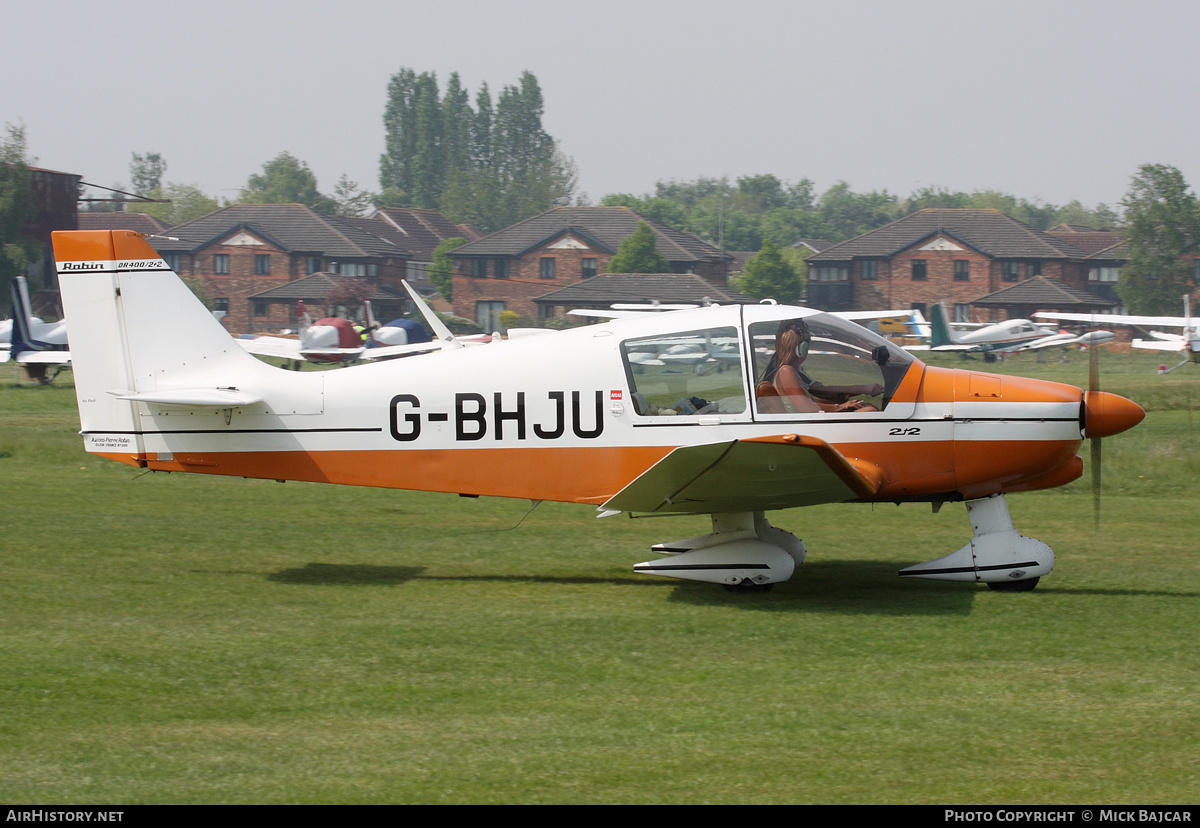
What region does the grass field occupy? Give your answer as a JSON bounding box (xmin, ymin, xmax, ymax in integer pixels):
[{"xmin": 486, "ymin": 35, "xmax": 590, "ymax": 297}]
[{"xmin": 1, "ymin": 351, "xmax": 1197, "ymax": 804}]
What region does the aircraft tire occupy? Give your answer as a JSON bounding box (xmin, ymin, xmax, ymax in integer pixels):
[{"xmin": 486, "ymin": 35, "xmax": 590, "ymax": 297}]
[
  {"xmin": 986, "ymin": 577, "xmax": 1039, "ymax": 592},
  {"xmin": 722, "ymin": 580, "xmax": 774, "ymax": 594}
]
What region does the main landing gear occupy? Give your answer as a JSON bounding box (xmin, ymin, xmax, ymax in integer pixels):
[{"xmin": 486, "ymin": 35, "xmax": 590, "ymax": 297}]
[{"xmin": 632, "ymin": 494, "xmax": 1051, "ymax": 593}]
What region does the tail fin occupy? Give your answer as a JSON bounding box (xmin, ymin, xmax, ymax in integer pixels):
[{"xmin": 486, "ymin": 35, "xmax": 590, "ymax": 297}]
[
  {"xmin": 929, "ymin": 302, "xmax": 959, "ymax": 347},
  {"xmin": 9, "ymin": 277, "xmax": 37, "ymax": 354},
  {"xmin": 52, "ymin": 230, "xmax": 272, "ymax": 449}
]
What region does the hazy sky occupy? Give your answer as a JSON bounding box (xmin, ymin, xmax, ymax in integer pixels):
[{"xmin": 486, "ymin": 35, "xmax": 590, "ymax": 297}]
[{"xmin": 7, "ymin": 0, "xmax": 1200, "ymax": 212}]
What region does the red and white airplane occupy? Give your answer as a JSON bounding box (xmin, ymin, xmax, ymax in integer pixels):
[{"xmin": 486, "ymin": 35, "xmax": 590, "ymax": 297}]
[
  {"xmin": 52, "ymin": 230, "xmax": 1145, "ymax": 593},
  {"xmin": 236, "ymin": 300, "xmax": 366, "ymax": 364}
]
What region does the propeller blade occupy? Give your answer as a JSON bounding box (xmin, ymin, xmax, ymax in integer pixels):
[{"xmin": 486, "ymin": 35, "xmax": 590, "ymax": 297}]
[
  {"xmin": 1091, "ymin": 434, "xmax": 1102, "ymax": 539},
  {"xmin": 1089, "ymin": 325, "xmax": 1101, "ymax": 540}
]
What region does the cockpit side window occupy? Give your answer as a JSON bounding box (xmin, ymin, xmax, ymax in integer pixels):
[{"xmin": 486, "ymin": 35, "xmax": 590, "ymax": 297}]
[
  {"xmin": 621, "ymin": 326, "xmax": 746, "ymax": 416},
  {"xmin": 749, "ymin": 315, "xmax": 913, "ymax": 415}
]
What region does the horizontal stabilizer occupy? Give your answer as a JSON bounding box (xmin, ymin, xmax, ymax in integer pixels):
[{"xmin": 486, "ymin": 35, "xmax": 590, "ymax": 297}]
[{"xmin": 108, "ymin": 388, "xmax": 264, "ymax": 408}]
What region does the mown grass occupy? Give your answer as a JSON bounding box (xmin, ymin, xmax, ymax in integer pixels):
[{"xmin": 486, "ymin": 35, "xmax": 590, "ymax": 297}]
[{"xmin": 0, "ymin": 355, "xmax": 1197, "ymax": 804}]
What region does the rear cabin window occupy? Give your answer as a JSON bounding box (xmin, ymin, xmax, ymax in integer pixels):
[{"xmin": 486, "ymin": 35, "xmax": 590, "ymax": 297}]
[{"xmin": 621, "ymin": 326, "xmax": 746, "ymax": 416}]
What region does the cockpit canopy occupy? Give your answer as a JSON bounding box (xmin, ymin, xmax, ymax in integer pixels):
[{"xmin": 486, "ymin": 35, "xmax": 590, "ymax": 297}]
[{"xmin": 619, "ymin": 306, "xmax": 916, "ymax": 418}]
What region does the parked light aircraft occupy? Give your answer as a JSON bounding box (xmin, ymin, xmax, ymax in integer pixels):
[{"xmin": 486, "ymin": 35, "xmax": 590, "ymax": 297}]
[
  {"xmin": 237, "ymin": 300, "xmax": 366, "ymax": 364},
  {"xmin": 0, "ymin": 276, "xmax": 71, "ymax": 382},
  {"xmin": 53, "ymin": 230, "xmax": 1145, "ymax": 592},
  {"xmin": 1036, "ymin": 297, "xmax": 1200, "ymax": 374},
  {"xmin": 921, "ymin": 302, "xmax": 1113, "ymax": 358}
]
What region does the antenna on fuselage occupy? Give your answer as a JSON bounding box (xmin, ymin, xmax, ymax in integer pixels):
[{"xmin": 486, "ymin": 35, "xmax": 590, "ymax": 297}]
[{"xmin": 401, "ymin": 280, "xmax": 463, "ymax": 350}]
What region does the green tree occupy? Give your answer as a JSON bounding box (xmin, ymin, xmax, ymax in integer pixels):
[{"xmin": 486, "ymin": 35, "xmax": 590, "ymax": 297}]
[
  {"xmin": 1118, "ymin": 163, "xmax": 1200, "ymax": 314},
  {"xmin": 332, "ymin": 174, "xmax": 375, "ymax": 217},
  {"xmin": 130, "ymin": 152, "xmax": 167, "ymax": 195},
  {"xmin": 134, "ymin": 182, "xmax": 220, "ymax": 226},
  {"xmin": 430, "ymin": 236, "xmax": 467, "ymax": 301},
  {"xmin": 608, "ymin": 222, "xmax": 670, "ymax": 273},
  {"xmin": 738, "ymin": 242, "xmax": 803, "ymax": 304},
  {"xmin": 379, "ymin": 68, "xmax": 576, "ymax": 232},
  {"xmin": 0, "ymin": 124, "xmax": 39, "ymax": 312},
  {"xmin": 240, "ymin": 152, "xmax": 335, "ymax": 212}
]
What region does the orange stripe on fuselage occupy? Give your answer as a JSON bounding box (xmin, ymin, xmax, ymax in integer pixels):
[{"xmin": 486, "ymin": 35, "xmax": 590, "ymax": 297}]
[{"xmin": 100, "ymin": 431, "xmax": 1083, "ymax": 508}]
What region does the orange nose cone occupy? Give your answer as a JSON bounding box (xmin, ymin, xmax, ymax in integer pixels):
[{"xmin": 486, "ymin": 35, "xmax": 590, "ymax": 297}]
[{"xmin": 1083, "ymin": 391, "xmax": 1146, "ymax": 438}]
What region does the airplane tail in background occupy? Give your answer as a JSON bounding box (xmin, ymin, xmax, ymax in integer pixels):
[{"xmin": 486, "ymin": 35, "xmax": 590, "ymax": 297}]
[
  {"xmin": 9, "ymin": 277, "xmax": 37, "ymax": 356},
  {"xmin": 929, "ymin": 302, "xmax": 960, "ymax": 348},
  {"xmin": 51, "ymin": 230, "xmax": 279, "ymax": 451}
]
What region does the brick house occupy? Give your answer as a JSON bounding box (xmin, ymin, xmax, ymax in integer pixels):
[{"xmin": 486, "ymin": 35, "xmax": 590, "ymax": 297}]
[
  {"xmin": 448, "ymin": 206, "xmax": 733, "ymax": 330},
  {"xmin": 148, "ymin": 204, "xmax": 418, "ymax": 335},
  {"xmin": 803, "ymin": 209, "xmax": 1110, "ymax": 322}
]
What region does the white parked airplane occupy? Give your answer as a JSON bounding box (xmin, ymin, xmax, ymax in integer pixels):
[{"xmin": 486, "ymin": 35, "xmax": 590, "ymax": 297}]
[
  {"xmin": 919, "ymin": 302, "xmax": 1113, "ymax": 358},
  {"xmin": 52, "ymin": 230, "xmax": 1145, "ymax": 593},
  {"xmin": 1036, "ymin": 296, "xmax": 1199, "ymax": 373},
  {"xmin": 0, "ymin": 276, "xmax": 71, "ymax": 382}
]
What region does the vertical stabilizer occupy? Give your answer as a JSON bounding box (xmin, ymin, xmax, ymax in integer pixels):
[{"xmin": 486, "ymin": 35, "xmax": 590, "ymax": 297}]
[
  {"xmin": 929, "ymin": 302, "xmax": 959, "ymax": 347},
  {"xmin": 52, "ymin": 230, "xmax": 270, "ymax": 455}
]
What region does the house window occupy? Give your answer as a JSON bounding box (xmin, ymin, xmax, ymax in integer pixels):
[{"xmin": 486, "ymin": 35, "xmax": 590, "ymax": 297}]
[
  {"xmin": 582, "ymin": 258, "xmax": 597, "ymax": 279},
  {"xmin": 213, "ymin": 254, "xmax": 230, "ymax": 275},
  {"xmin": 954, "ymin": 260, "xmax": 970, "ymax": 281},
  {"xmin": 494, "ymin": 259, "xmax": 508, "ymax": 279},
  {"xmin": 1026, "ymin": 262, "xmax": 1041, "ymax": 279},
  {"xmin": 540, "ymin": 257, "xmax": 556, "ymax": 279},
  {"xmin": 861, "ymin": 261, "xmax": 878, "ymax": 281},
  {"xmin": 164, "ymin": 253, "xmax": 182, "ymax": 272},
  {"xmin": 255, "ymin": 254, "xmax": 271, "ymax": 275},
  {"xmin": 473, "ymin": 259, "xmax": 488, "ymax": 278},
  {"xmin": 1089, "ymin": 267, "xmax": 1121, "ymax": 282},
  {"xmin": 307, "ymin": 256, "xmax": 322, "ymax": 274},
  {"xmin": 254, "ymin": 302, "xmax": 269, "ymax": 316},
  {"xmin": 476, "ymin": 301, "xmax": 505, "ymax": 332},
  {"xmin": 214, "ymin": 297, "xmax": 229, "ymax": 312},
  {"xmin": 954, "ymin": 304, "xmax": 971, "ymax": 322},
  {"xmin": 911, "ymin": 260, "xmax": 927, "ymax": 281},
  {"xmin": 1003, "ymin": 262, "xmax": 1021, "ymax": 282},
  {"xmin": 813, "ymin": 266, "xmax": 849, "ymax": 282},
  {"xmin": 339, "ymin": 263, "xmax": 367, "ymax": 278}
]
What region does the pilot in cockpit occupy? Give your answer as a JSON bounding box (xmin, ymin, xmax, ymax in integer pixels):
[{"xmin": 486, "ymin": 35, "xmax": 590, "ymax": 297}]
[{"xmin": 760, "ymin": 318, "xmax": 884, "ymax": 413}]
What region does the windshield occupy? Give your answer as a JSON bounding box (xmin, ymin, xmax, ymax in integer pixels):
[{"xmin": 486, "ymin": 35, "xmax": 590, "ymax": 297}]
[{"xmin": 749, "ymin": 313, "xmax": 914, "ymax": 415}]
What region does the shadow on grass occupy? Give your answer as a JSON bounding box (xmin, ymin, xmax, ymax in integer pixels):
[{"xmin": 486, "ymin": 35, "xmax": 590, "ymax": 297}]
[{"xmin": 264, "ymin": 559, "xmax": 988, "ymax": 617}]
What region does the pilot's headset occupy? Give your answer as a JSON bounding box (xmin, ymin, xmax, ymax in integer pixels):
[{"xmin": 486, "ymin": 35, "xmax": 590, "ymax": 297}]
[{"xmin": 778, "ymin": 319, "xmax": 811, "ymax": 360}]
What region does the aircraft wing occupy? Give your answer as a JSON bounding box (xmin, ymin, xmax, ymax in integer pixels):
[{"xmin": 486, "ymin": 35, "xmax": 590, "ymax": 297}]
[
  {"xmin": 237, "ymin": 335, "xmax": 302, "ymax": 360},
  {"xmin": 1034, "ymin": 311, "xmax": 1191, "ymax": 327},
  {"xmin": 601, "ymin": 435, "xmax": 883, "ymax": 515},
  {"xmin": 8, "ymin": 350, "xmax": 71, "ymax": 365},
  {"xmin": 360, "ymin": 340, "xmax": 444, "ymax": 360},
  {"xmin": 1021, "ymin": 333, "xmax": 1079, "ymax": 351},
  {"xmin": 1132, "ymin": 337, "xmax": 1187, "ymax": 352}
]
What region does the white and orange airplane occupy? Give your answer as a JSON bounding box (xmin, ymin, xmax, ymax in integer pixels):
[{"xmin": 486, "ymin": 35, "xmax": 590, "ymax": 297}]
[{"xmin": 52, "ymin": 230, "xmax": 1145, "ymax": 593}]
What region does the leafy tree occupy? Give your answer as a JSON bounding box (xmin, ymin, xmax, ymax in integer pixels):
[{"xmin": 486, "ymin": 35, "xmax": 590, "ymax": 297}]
[
  {"xmin": 130, "ymin": 152, "xmax": 167, "ymax": 195},
  {"xmin": 430, "ymin": 236, "xmax": 466, "ymax": 301},
  {"xmin": 0, "ymin": 124, "xmax": 39, "ymax": 312},
  {"xmin": 1118, "ymin": 163, "xmax": 1200, "ymax": 314},
  {"xmin": 134, "ymin": 182, "xmax": 220, "ymax": 226},
  {"xmin": 378, "ymin": 68, "xmax": 576, "ymax": 232},
  {"xmin": 240, "ymin": 152, "xmax": 335, "ymax": 213},
  {"xmin": 738, "ymin": 241, "xmax": 803, "ymax": 304},
  {"xmin": 323, "ymin": 276, "xmax": 374, "ymax": 318},
  {"xmin": 608, "ymin": 222, "xmax": 670, "ymax": 273},
  {"xmin": 332, "ymin": 174, "xmax": 375, "ymax": 217}
]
